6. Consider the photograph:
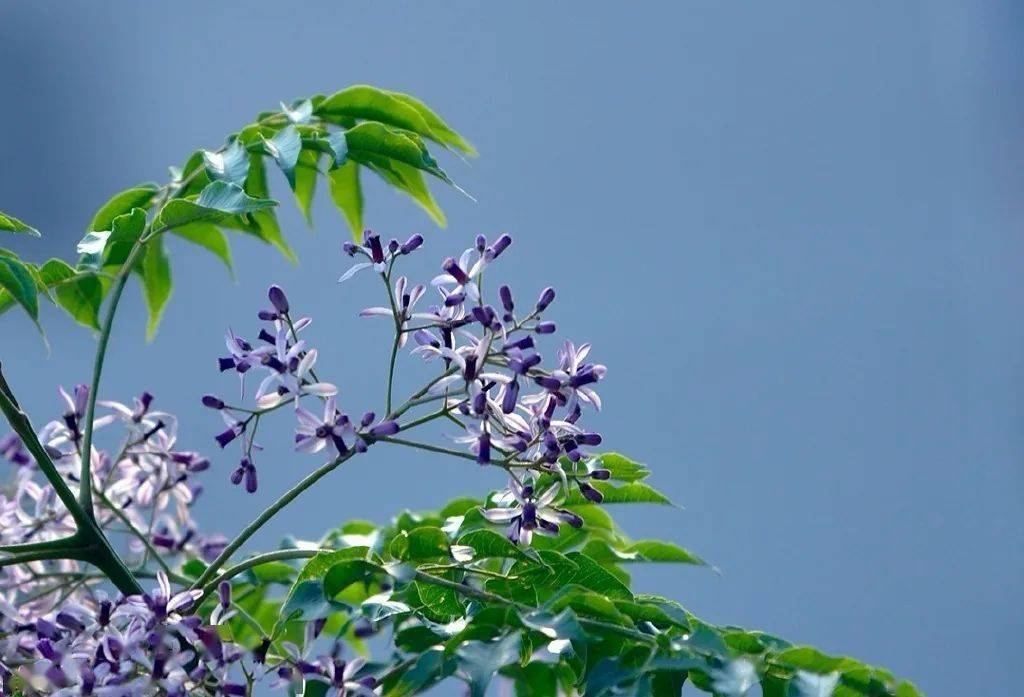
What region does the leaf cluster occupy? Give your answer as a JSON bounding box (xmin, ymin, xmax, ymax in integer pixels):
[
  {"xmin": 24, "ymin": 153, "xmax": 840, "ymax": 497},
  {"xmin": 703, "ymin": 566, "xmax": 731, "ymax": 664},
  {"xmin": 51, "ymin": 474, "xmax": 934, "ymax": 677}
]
[{"xmin": 0, "ymin": 84, "xmax": 472, "ymax": 338}]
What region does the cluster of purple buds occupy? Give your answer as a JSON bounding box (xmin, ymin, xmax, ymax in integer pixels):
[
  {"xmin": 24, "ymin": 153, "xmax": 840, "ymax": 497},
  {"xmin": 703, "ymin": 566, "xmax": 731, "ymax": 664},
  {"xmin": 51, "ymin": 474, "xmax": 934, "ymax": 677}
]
[{"xmin": 339, "ymin": 230, "xmax": 425, "ymax": 282}]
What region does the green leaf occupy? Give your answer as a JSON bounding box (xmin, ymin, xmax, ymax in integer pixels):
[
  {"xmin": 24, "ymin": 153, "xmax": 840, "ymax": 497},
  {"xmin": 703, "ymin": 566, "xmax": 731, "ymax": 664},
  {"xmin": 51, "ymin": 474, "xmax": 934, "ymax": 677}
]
[
  {"xmin": 386, "ymin": 648, "xmax": 453, "ymax": 697},
  {"xmin": 292, "ymin": 547, "xmax": 370, "ymax": 585},
  {"xmin": 367, "ymin": 159, "xmax": 446, "ymax": 227},
  {"xmin": 37, "ymin": 259, "xmax": 103, "ymax": 330},
  {"xmin": 593, "ymin": 453, "xmax": 651, "ymax": 482},
  {"xmin": 203, "ymin": 139, "xmax": 249, "ymax": 186},
  {"xmin": 788, "ymin": 671, "xmax": 841, "ymax": 697},
  {"xmin": 243, "ymin": 156, "xmax": 297, "ymax": 262},
  {"xmin": 389, "ymin": 526, "xmax": 450, "ymax": 562},
  {"xmin": 322, "ymin": 559, "xmax": 382, "ymax": 597},
  {"xmin": 388, "ymin": 91, "xmax": 477, "ymax": 155},
  {"xmin": 456, "ymin": 632, "xmax": 522, "ymax": 697},
  {"xmin": 279, "ymin": 579, "xmax": 341, "ymax": 622},
  {"xmin": 171, "ymin": 223, "xmax": 233, "ymax": 277},
  {"xmin": 516, "ymin": 551, "xmax": 632, "ymax": 601},
  {"xmin": 317, "ymin": 85, "xmax": 439, "ymax": 138},
  {"xmin": 323, "ymin": 131, "xmax": 348, "ymax": 169},
  {"xmin": 413, "ymin": 579, "xmax": 466, "ymax": 623},
  {"xmin": 520, "ymin": 608, "xmax": 587, "ymax": 643},
  {"xmin": 0, "ymin": 255, "xmax": 39, "ymax": 322},
  {"xmin": 583, "ymin": 539, "xmax": 706, "ymax": 566},
  {"xmin": 77, "ymin": 207, "xmax": 147, "ymax": 270},
  {"xmin": 154, "ymin": 181, "xmax": 276, "ymax": 230},
  {"xmin": 456, "ymin": 529, "xmax": 530, "ymax": 561},
  {"xmin": 0, "ymin": 210, "xmax": 40, "ymax": 236},
  {"xmin": 345, "ymin": 122, "xmax": 451, "ymax": 182},
  {"xmin": 88, "ymin": 184, "xmax": 158, "ymax": 233},
  {"xmin": 138, "ymin": 235, "xmax": 172, "ymax": 339},
  {"xmin": 293, "ymin": 149, "xmax": 320, "ymax": 226},
  {"xmin": 564, "ymin": 481, "xmax": 674, "ymax": 506},
  {"xmin": 327, "ymin": 160, "xmax": 363, "ymax": 240},
  {"xmin": 263, "ymin": 126, "xmax": 302, "ymax": 188}
]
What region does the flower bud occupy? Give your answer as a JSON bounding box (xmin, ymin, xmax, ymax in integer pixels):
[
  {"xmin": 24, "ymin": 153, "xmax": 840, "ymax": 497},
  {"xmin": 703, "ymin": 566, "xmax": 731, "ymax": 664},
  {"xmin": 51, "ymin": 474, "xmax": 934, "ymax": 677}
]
[
  {"xmin": 268, "ymin": 285, "xmax": 289, "ymax": 314},
  {"xmin": 535, "ymin": 321, "xmax": 556, "ymax": 334},
  {"xmin": 499, "ymin": 285, "xmax": 514, "ymax": 313},
  {"xmin": 578, "ymin": 481, "xmax": 604, "ymax": 503},
  {"xmin": 400, "ymin": 234, "xmax": 424, "ymax": 254},
  {"xmin": 368, "ymin": 420, "xmax": 400, "ymax": 437},
  {"xmin": 487, "ymin": 234, "xmax": 513, "ymax": 260},
  {"xmin": 536, "ymin": 287, "xmax": 556, "ymax": 312},
  {"xmin": 202, "ymin": 395, "xmax": 225, "ymax": 410}
]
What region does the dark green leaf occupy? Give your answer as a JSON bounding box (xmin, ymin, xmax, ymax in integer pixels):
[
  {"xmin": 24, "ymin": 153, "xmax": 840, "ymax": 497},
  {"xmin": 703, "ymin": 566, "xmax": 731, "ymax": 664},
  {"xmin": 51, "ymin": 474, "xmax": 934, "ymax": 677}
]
[
  {"xmin": 456, "ymin": 632, "xmax": 521, "ymax": 697},
  {"xmin": 154, "ymin": 181, "xmax": 276, "ymax": 230},
  {"xmin": 456, "ymin": 529, "xmax": 530, "ymax": 561},
  {"xmin": 389, "ymin": 526, "xmax": 449, "ymax": 562},
  {"xmin": 87, "ymin": 184, "xmax": 158, "ymax": 232},
  {"xmin": 0, "ymin": 255, "xmax": 39, "ymax": 322},
  {"xmin": 386, "ymin": 648, "xmax": 453, "ymax": 697},
  {"xmin": 517, "ymin": 551, "xmax": 632, "ymax": 601},
  {"xmin": 345, "ymin": 122, "xmax": 450, "ymax": 182},
  {"xmin": 37, "ymin": 259, "xmax": 102, "ymax": 330},
  {"xmin": 0, "ymin": 210, "xmax": 39, "ymax": 236}
]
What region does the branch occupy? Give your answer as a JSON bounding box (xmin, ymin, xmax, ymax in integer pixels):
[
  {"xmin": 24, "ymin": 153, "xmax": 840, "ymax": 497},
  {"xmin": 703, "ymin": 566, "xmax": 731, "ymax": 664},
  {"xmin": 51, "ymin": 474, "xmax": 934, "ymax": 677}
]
[
  {"xmin": 192, "ymin": 452, "xmax": 355, "ymax": 589},
  {"xmin": 78, "ymin": 239, "xmax": 148, "ymax": 513}
]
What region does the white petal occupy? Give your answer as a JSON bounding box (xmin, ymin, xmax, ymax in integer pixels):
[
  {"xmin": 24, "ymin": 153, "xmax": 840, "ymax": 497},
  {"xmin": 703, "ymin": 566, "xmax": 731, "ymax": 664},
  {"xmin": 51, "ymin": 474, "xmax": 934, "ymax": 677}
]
[
  {"xmin": 359, "ymin": 307, "xmax": 394, "ymax": 317},
  {"xmin": 338, "ymin": 262, "xmax": 371, "ymax": 283},
  {"xmin": 303, "ymin": 382, "xmax": 338, "ymax": 397},
  {"xmin": 481, "ymin": 506, "xmax": 519, "ymax": 523}
]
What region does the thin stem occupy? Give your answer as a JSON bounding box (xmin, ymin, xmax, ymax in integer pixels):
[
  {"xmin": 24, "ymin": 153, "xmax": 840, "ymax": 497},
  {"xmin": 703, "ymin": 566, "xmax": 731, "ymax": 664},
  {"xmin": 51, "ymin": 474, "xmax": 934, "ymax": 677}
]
[
  {"xmin": 375, "ymin": 436, "xmax": 478, "ymax": 462},
  {"xmin": 382, "ymin": 267, "xmax": 401, "ymax": 415},
  {"xmin": 94, "ymin": 490, "xmax": 174, "ymax": 577},
  {"xmin": 78, "ymin": 239, "xmax": 148, "ymax": 513},
  {"xmin": 199, "ymin": 548, "xmax": 324, "ymax": 600},
  {"xmin": 192, "ymin": 453, "xmax": 355, "ymax": 589}
]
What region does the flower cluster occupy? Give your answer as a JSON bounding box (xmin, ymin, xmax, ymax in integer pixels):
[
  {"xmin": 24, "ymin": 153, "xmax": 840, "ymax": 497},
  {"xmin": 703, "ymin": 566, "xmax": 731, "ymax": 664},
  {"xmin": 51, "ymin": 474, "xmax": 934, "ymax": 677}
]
[
  {"xmin": 203, "ymin": 279, "xmax": 398, "ymax": 493},
  {"xmin": 341, "ymin": 231, "xmax": 610, "ymax": 544}
]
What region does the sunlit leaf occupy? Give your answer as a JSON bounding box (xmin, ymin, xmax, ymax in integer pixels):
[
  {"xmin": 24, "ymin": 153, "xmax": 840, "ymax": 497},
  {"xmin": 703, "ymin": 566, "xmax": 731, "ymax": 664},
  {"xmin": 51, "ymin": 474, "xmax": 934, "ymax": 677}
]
[
  {"xmin": 263, "ymin": 125, "xmax": 302, "ymax": 188},
  {"xmin": 203, "ymin": 139, "xmax": 250, "ymax": 187},
  {"xmin": 138, "ymin": 234, "xmax": 172, "ymax": 339},
  {"xmin": 154, "ymin": 181, "xmax": 277, "ymax": 230},
  {"xmin": 328, "ymin": 160, "xmax": 363, "ymax": 240},
  {"xmin": 0, "ymin": 210, "xmax": 40, "ymax": 236}
]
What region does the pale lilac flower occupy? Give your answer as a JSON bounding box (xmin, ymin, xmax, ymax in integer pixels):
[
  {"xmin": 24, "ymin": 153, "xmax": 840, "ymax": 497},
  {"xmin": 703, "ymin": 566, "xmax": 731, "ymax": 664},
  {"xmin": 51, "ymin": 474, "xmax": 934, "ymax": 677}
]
[{"xmin": 481, "ymin": 478, "xmax": 581, "ymax": 546}]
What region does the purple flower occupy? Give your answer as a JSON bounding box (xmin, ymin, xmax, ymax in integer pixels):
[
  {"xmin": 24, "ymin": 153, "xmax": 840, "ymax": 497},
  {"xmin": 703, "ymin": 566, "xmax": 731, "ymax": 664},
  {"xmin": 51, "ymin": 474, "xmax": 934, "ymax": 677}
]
[{"xmin": 481, "ymin": 478, "xmax": 580, "ymax": 546}]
